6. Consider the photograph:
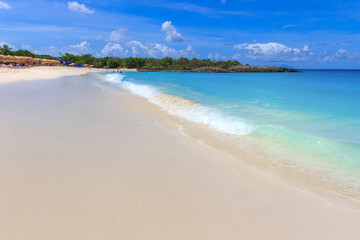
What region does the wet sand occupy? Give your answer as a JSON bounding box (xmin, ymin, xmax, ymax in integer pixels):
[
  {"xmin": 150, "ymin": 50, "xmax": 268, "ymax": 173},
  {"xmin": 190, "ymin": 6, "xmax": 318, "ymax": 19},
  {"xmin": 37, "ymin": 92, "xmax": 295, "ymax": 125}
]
[{"xmin": 0, "ymin": 72, "xmax": 360, "ymax": 240}]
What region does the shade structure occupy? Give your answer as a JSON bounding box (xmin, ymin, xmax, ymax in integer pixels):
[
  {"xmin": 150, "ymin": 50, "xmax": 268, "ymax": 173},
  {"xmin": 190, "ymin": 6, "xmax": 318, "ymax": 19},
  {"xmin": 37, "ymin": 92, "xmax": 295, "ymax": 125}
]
[
  {"xmin": 0, "ymin": 55, "xmax": 11, "ymax": 62},
  {"xmin": 0, "ymin": 55, "xmax": 89, "ymax": 67},
  {"xmin": 15, "ymin": 56, "xmax": 38, "ymax": 64},
  {"xmin": 0, "ymin": 55, "xmax": 61, "ymax": 65},
  {"xmin": 0, "ymin": 55, "xmax": 38, "ymax": 64},
  {"xmin": 41, "ymin": 59, "xmax": 59, "ymax": 64}
]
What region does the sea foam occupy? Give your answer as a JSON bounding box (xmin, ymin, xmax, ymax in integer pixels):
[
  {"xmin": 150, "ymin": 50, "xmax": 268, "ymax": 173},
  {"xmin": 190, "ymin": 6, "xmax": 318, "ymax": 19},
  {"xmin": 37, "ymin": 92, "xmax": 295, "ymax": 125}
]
[{"xmin": 105, "ymin": 73, "xmax": 255, "ymax": 136}]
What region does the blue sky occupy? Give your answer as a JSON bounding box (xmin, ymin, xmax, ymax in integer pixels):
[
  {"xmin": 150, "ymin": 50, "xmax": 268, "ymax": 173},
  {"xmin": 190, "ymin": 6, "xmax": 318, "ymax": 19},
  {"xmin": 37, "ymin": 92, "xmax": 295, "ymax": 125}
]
[{"xmin": 1, "ymin": 0, "xmax": 360, "ymax": 68}]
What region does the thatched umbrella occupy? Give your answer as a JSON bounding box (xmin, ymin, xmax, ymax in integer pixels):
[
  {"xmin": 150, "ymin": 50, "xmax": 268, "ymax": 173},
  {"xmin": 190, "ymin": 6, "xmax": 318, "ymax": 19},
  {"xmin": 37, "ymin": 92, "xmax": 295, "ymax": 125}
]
[
  {"xmin": 41, "ymin": 59, "xmax": 59, "ymax": 64},
  {"xmin": 16, "ymin": 56, "xmax": 36, "ymax": 64},
  {"xmin": 0, "ymin": 54, "xmax": 12, "ymax": 63}
]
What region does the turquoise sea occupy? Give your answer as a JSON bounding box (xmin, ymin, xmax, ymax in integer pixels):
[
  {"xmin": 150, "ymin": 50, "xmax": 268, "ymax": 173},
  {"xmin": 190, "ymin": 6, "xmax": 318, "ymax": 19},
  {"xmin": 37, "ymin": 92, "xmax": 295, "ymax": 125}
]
[{"xmin": 101, "ymin": 70, "xmax": 360, "ymax": 195}]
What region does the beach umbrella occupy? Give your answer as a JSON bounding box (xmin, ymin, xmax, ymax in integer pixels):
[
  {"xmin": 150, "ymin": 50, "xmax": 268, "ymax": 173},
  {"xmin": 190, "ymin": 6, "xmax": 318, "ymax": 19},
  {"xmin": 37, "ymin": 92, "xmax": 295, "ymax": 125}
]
[
  {"xmin": 16, "ymin": 56, "xmax": 35, "ymax": 64},
  {"xmin": 0, "ymin": 54, "xmax": 9, "ymax": 62},
  {"xmin": 58, "ymin": 60, "xmax": 68, "ymax": 65}
]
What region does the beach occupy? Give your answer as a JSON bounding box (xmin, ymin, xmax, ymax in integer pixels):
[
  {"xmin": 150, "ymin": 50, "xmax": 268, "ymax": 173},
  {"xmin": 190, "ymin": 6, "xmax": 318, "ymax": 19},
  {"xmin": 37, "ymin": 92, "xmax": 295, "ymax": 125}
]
[
  {"xmin": 1, "ymin": 68, "xmax": 360, "ymax": 240},
  {"xmin": 0, "ymin": 66, "xmax": 138, "ymax": 85}
]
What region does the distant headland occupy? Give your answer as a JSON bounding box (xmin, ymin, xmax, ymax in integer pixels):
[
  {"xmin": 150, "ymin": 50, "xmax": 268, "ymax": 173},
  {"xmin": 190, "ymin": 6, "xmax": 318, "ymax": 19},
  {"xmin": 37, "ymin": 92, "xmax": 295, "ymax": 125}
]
[{"xmin": 138, "ymin": 65, "xmax": 300, "ymax": 73}]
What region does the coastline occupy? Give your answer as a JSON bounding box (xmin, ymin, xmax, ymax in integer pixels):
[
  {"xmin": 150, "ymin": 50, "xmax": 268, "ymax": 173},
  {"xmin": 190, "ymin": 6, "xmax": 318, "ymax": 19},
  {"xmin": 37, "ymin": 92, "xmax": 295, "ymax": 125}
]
[
  {"xmin": 103, "ymin": 71, "xmax": 360, "ymax": 203},
  {"xmin": 0, "ymin": 70, "xmax": 360, "ymax": 239},
  {"xmin": 138, "ymin": 66, "xmax": 301, "ymax": 73}
]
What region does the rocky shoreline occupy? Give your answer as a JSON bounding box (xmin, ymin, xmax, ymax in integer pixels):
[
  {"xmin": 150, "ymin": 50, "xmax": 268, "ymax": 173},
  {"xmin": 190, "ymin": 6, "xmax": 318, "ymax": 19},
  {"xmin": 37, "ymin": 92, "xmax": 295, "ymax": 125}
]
[{"xmin": 138, "ymin": 65, "xmax": 301, "ymax": 73}]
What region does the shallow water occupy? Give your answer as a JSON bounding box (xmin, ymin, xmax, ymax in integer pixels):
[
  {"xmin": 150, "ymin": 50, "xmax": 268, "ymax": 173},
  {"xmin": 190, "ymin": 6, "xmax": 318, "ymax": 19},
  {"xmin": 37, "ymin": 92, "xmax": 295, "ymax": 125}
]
[{"xmin": 100, "ymin": 70, "xmax": 360, "ymax": 196}]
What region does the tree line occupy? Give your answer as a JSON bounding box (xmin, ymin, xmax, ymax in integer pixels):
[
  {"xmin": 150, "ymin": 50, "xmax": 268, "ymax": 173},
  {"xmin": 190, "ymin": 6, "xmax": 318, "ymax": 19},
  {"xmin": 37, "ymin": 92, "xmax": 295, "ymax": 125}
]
[
  {"xmin": 1, "ymin": 44, "xmax": 243, "ymax": 69},
  {"xmin": 58, "ymin": 53, "xmax": 243, "ymax": 69}
]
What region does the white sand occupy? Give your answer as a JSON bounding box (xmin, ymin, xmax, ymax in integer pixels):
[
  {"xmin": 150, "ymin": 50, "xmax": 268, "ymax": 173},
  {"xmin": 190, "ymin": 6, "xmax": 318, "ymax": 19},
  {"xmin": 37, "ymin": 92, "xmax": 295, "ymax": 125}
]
[
  {"xmin": 0, "ymin": 69, "xmax": 360, "ymax": 240},
  {"xmin": 0, "ymin": 66, "xmax": 105, "ymax": 85}
]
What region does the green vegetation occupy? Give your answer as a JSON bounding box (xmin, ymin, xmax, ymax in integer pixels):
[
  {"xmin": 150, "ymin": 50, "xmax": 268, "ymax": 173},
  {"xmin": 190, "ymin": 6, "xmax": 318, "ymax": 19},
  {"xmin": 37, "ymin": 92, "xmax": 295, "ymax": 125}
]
[
  {"xmin": 56, "ymin": 53, "xmax": 243, "ymax": 70},
  {"xmin": 1, "ymin": 44, "xmax": 243, "ymax": 69},
  {"xmin": 1, "ymin": 44, "xmax": 299, "ymax": 72},
  {"xmin": 1, "ymin": 44, "xmax": 58, "ymax": 60},
  {"xmin": 0, "ymin": 44, "xmax": 13, "ymax": 55}
]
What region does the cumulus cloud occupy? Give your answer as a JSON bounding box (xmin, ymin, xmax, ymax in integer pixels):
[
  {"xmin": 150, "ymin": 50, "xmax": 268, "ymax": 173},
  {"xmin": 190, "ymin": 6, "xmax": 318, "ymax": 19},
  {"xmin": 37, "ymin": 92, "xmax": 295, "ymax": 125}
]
[
  {"xmin": 0, "ymin": 1, "xmax": 11, "ymax": 9},
  {"xmin": 303, "ymin": 45, "xmax": 310, "ymax": 51},
  {"xmin": 21, "ymin": 43, "xmax": 32, "ymax": 50},
  {"xmin": 324, "ymin": 49, "xmax": 360, "ymax": 62},
  {"xmin": 208, "ymin": 52, "xmax": 227, "ymax": 60},
  {"xmin": 101, "ymin": 43, "xmax": 128, "ymax": 57},
  {"xmin": 108, "ymin": 28, "xmax": 128, "ymax": 43},
  {"xmin": 100, "ymin": 39, "xmax": 197, "ymax": 58},
  {"xmin": 234, "ymin": 42, "xmax": 301, "ymax": 56},
  {"xmin": 0, "ymin": 41, "xmax": 16, "ymax": 50},
  {"xmin": 68, "ymin": 1, "xmax": 94, "ymax": 14},
  {"xmin": 45, "ymin": 41, "xmax": 93, "ymax": 56},
  {"xmin": 232, "ymin": 42, "xmax": 318, "ymax": 62},
  {"xmin": 233, "ymin": 41, "xmax": 360, "ymax": 65},
  {"xmin": 67, "ymin": 41, "xmax": 92, "ymax": 54},
  {"xmin": 127, "ymin": 41, "xmax": 195, "ymax": 58},
  {"xmin": 161, "ymin": 21, "xmax": 185, "ymax": 42}
]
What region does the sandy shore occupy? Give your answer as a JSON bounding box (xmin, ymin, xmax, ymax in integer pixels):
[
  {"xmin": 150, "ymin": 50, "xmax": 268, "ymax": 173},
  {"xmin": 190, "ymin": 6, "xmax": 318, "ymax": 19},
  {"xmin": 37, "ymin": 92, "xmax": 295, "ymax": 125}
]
[
  {"xmin": 0, "ymin": 69, "xmax": 360, "ymax": 240},
  {"xmin": 0, "ymin": 66, "xmax": 106, "ymax": 85}
]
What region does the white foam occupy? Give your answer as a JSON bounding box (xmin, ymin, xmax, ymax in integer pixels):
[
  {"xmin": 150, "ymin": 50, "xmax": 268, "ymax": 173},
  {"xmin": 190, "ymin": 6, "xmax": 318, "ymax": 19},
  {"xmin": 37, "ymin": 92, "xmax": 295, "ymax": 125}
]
[{"xmin": 105, "ymin": 73, "xmax": 255, "ymax": 136}]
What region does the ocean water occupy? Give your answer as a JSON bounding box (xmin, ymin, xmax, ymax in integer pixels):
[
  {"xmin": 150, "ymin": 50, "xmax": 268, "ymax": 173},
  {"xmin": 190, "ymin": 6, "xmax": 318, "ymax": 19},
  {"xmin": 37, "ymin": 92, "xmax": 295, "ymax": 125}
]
[{"xmin": 101, "ymin": 70, "xmax": 360, "ymax": 196}]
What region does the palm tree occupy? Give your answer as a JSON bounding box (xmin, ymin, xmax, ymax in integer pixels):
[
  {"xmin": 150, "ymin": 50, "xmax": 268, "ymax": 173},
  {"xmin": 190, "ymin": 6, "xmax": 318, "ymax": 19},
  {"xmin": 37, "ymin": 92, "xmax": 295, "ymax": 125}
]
[{"xmin": 0, "ymin": 44, "xmax": 13, "ymax": 55}]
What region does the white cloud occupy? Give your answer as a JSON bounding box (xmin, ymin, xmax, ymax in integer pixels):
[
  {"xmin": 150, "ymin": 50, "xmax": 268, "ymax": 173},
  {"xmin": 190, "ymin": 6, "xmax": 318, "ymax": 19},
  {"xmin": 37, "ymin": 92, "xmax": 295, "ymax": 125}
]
[
  {"xmin": 45, "ymin": 41, "xmax": 93, "ymax": 56},
  {"xmin": 324, "ymin": 49, "xmax": 360, "ymax": 62},
  {"xmin": 161, "ymin": 21, "xmax": 185, "ymax": 42},
  {"xmin": 68, "ymin": 1, "xmax": 94, "ymax": 14},
  {"xmin": 67, "ymin": 41, "xmax": 92, "ymax": 54},
  {"xmin": 21, "ymin": 43, "xmax": 32, "ymax": 50},
  {"xmin": 0, "ymin": 41, "xmax": 16, "ymax": 50},
  {"xmin": 232, "ymin": 42, "xmax": 316, "ymax": 62},
  {"xmin": 109, "ymin": 28, "xmax": 128, "ymax": 43},
  {"xmin": 101, "ymin": 39, "xmax": 197, "ymax": 58},
  {"xmin": 233, "ymin": 41, "xmax": 360, "ymax": 64},
  {"xmin": 0, "ymin": 1, "xmax": 11, "ymax": 9},
  {"xmin": 208, "ymin": 52, "xmax": 227, "ymax": 60},
  {"xmin": 303, "ymin": 45, "xmax": 310, "ymax": 51},
  {"xmin": 221, "ymin": 0, "xmax": 227, "ymax": 3},
  {"xmin": 101, "ymin": 43, "xmax": 128, "ymax": 57},
  {"xmin": 126, "ymin": 41, "xmax": 196, "ymax": 58},
  {"xmin": 234, "ymin": 42, "xmax": 301, "ymax": 56},
  {"xmin": 185, "ymin": 45, "xmax": 194, "ymax": 52},
  {"xmin": 282, "ymin": 24, "xmax": 298, "ymax": 29}
]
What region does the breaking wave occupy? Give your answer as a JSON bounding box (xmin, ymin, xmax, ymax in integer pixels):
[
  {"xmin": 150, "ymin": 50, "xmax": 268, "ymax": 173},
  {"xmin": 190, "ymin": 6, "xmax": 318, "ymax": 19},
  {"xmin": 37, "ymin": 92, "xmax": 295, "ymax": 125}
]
[{"xmin": 105, "ymin": 73, "xmax": 255, "ymax": 136}]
